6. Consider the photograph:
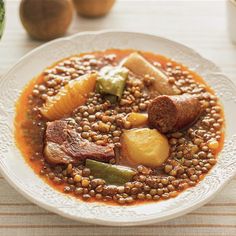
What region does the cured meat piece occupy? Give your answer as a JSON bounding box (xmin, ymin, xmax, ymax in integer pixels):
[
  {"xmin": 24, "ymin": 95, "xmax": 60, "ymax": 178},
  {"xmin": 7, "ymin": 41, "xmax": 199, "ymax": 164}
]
[
  {"xmin": 45, "ymin": 119, "xmax": 68, "ymax": 145},
  {"xmin": 122, "ymin": 52, "xmax": 181, "ymax": 95},
  {"xmin": 44, "ymin": 120, "xmax": 115, "ymax": 164},
  {"xmin": 148, "ymin": 94, "xmax": 201, "ymax": 133}
]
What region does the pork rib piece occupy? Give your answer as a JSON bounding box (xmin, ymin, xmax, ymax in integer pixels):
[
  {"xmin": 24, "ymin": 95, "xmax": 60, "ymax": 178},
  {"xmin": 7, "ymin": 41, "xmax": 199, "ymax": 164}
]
[{"xmin": 44, "ymin": 120, "xmax": 115, "ymax": 164}]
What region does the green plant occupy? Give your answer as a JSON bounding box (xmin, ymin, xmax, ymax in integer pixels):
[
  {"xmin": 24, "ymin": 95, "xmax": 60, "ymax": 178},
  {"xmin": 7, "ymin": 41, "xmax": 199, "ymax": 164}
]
[{"xmin": 0, "ymin": 0, "xmax": 4, "ymax": 39}]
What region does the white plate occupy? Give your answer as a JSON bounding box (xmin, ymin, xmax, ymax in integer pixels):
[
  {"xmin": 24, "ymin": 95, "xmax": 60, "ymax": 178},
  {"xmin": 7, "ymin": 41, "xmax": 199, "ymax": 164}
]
[{"xmin": 0, "ymin": 31, "xmax": 236, "ymax": 226}]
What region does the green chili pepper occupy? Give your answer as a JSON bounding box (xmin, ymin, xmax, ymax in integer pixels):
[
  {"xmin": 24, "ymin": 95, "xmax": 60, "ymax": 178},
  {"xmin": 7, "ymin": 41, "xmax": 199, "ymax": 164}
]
[
  {"xmin": 96, "ymin": 66, "xmax": 128, "ymax": 99},
  {"xmin": 86, "ymin": 159, "xmax": 136, "ymax": 186},
  {"xmin": 104, "ymin": 94, "xmax": 117, "ymax": 104}
]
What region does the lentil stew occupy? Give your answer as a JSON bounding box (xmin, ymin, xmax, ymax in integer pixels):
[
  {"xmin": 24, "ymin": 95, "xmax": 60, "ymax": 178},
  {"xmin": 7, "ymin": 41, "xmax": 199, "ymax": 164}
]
[{"xmin": 14, "ymin": 49, "xmax": 225, "ymax": 205}]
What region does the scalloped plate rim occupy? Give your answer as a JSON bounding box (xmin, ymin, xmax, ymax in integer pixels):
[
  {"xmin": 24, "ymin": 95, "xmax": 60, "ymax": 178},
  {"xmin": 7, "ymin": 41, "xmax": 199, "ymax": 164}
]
[{"xmin": 0, "ymin": 30, "xmax": 235, "ymax": 226}]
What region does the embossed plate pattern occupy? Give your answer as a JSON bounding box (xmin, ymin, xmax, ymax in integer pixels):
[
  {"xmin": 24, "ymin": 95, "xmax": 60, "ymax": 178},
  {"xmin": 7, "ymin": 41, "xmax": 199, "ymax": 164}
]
[{"xmin": 0, "ymin": 31, "xmax": 236, "ymax": 226}]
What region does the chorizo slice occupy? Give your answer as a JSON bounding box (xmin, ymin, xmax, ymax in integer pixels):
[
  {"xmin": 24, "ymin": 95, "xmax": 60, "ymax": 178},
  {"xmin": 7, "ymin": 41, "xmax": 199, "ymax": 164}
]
[
  {"xmin": 122, "ymin": 52, "xmax": 181, "ymax": 95},
  {"xmin": 148, "ymin": 94, "xmax": 201, "ymax": 133}
]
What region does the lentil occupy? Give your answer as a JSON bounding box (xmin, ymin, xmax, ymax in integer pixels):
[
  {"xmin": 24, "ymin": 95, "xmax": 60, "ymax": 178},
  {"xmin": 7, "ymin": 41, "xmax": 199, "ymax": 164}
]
[{"xmin": 16, "ymin": 50, "xmax": 224, "ymax": 206}]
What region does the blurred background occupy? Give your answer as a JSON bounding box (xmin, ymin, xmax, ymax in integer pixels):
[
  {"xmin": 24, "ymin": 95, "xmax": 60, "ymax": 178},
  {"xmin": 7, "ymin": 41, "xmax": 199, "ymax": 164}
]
[
  {"xmin": 0, "ymin": 1, "xmax": 236, "ymax": 236},
  {"xmin": 0, "ymin": 0, "xmax": 236, "ymax": 79}
]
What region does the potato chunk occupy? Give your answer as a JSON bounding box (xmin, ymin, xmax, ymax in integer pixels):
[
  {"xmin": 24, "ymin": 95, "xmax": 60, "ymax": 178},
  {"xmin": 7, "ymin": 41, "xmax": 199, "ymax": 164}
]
[
  {"xmin": 40, "ymin": 73, "xmax": 97, "ymax": 120},
  {"xmin": 126, "ymin": 112, "xmax": 148, "ymax": 127},
  {"xmin": 121, "ymin": 128, "xmax": 169, "ymax": 167}
]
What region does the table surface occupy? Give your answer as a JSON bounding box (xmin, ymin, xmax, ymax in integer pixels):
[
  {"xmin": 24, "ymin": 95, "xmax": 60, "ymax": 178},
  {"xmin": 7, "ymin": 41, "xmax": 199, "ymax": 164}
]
[{"xmin": 0, "ymin": 0, "xmax": 236, "ymax": 235}]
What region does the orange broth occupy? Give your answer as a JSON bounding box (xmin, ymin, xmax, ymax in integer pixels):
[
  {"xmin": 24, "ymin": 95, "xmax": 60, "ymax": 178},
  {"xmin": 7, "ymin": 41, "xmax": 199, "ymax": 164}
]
[{"xmin": 14, "ymin": 49, "xmax": 225, "ymax": 205}]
